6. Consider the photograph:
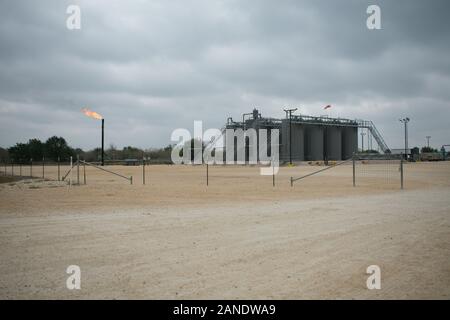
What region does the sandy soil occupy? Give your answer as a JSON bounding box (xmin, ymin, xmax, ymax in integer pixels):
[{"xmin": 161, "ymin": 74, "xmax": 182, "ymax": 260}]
[{"xmin": 0, "ymin": 162, "xmax": 449, "ymax": 299}]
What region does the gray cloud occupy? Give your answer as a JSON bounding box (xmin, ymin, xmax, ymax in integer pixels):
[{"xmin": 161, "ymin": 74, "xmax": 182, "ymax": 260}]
[{"xmin": 0, "ymin": 0, "xmax": 449, "ymax": 150}]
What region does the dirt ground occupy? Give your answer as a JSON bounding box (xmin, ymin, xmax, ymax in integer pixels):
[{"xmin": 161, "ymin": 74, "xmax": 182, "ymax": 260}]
[{"xmin": 0, "ymin": 162, "xmax": 449, "ymax": 299}]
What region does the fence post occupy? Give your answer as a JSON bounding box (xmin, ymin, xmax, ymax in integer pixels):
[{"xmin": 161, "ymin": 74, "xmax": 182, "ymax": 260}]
[
  {"xmin": 272, "ymin": 160, "xmax": 275, "ymax": 187},
  {"xmin": 77, "ymin": 155, "xmax": 80, "ymax": 185},
  {"xmin": 400, "ymin": 156, "xmax": 404, "ymax": 190},
  {"xmin": 30, "ymin": 158, "xmax": 33, "ymax": 178},
  {"xmin": 352, "ymin": 153, "xmax": 356, "ymax": 187},
  {"xmin": 142, "ymin": 157, "xmax": 146, "ymax": 185},
  {"xmin": 58, "ymin": 157, "xmax": 60, "ymax": 181},
  {"xmin": 70, "ymin": 156, "xmax": 72, "ymax": 186}
]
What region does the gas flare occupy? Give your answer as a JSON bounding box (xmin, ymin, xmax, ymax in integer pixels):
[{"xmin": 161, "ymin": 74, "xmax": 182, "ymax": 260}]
[{"xmin": 81, "ymin": 108, "xmax": 103, "ymax": 120}]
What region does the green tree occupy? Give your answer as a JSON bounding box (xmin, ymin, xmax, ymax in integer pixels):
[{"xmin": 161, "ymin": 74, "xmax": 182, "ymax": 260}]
[
  {"xmin": 122, "ymin": 146, "xmax": 143, "ymax": 159},
  {"xmin": 421, "ymin": 146, "xmax": 438, "ymax": 153},
  {"xmin": 0, "ymin": 147, "xmax": 9, "ymax": 161},
  {"xmin": 44, "ymin": 136, "xmax": 74, "ymax": 161},
  {"xmin": 28, "ymin": 139, "xmax": 44, "ymax": 160},
  {"xmin": 8, "ymin": 143, "xmax": 30, "ymax": 161}
]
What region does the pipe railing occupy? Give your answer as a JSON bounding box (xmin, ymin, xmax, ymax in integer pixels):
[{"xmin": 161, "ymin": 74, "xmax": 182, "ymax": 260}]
[
  {"xmin": 79, "ymin": 160, "xmax": 133, "ymax": 184},
  {"xmin": 290, "ymin": 158, "xmax": 352, "ymax": 186}
]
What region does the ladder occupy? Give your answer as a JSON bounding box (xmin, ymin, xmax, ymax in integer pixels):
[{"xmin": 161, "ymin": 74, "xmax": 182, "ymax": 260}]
[{"xmin": 357, "ymin": 120, "xmax": 390, "ymax": 153}]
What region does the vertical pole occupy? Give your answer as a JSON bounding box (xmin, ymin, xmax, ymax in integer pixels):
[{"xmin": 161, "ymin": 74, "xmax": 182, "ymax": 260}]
[
  {"xmin": 101, "ymin": 119, "xmax": 105, "ymax": 166},
  {"xmin": 272, "ymin": 159, "xmax": 275, "ymax": 187},
  {"xmin": 324, "ymin": 126, "xmax": 328, "ymax": 166},
  {"xmin": 361, "ymin": 132, "xmax": 365, "ymax": 152},
  {"xmin": 42, "ymin": 157, "xmax": 45, "ymax": 179},
  {"xmin": 405, "ymin": 122, "xmax": 407, "ymax": 160},
  {"xmin": 58, "ymin": 157, "xmax": 60, "ymax": 181},
  {"xmin": 77, "ymin": 154, "xmax": 80, "ymax": 185},
  {"xmin": 70, "ymin": 156, "xmax": 72, "ymax": 187},
  {"xmin": 30, "ymin": 159, "xmax": 33, "ymax": 178},
  {"xmin": 206, "ymin": 163, "xmax": 209, "ymax": 186},
  {"xmin": 289, "ymin": 113, "xmax": 292, "ymax": 165},
  {"xmin": 284, "ymin": 108, "xmax": 297, "ymax": 165},
  {"xmin": 352, "ymin": 153, "xmax": 356, "ymax": 187},
  {"xmin": 142, "ymin": 157, "xmax": 145, "ymax": 185},
  {"xmin": 130, "ymin": 176, "xmax": 133, "ymax": 185},
  {"xmin": 400, "ymin": 155, "xmax": 404, "ymax": 190},
  {"xmin": 290, "ymin": 177, "xmax": 293, "ymax": 187},
  {"xmin": 405, "ymin": 121, "xmax": 408, "ymax": 161},
  {"xmin": 83, "ymin": 160, "xmax": 86, "ymax": 185}
]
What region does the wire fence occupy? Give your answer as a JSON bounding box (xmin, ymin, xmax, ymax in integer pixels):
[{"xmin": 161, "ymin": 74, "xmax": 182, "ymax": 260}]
[
  {"xmin": 2, "ymin": 154, "xmax": 448, "ymax": 190},
  {"xmin": 288, "ymin": 153, "xmax": 405, "ymax": 190},
  {"xmin": 353, "ymin": 153, "xmax": 404, "ymax": 189},
  {"xmin": 0, "ymin": 157, "xmax": 135, "ymax": 185}
]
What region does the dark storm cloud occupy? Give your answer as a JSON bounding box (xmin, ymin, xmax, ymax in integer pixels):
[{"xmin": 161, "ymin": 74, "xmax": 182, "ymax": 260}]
[{"xmin": 0, "ymin": 0, "xmax": 449, "ymax": 150}]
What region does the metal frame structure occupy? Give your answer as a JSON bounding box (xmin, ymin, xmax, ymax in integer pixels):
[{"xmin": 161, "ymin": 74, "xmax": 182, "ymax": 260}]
[{"xmin": 221, "ymin": 109, "xmax": 391, "ymax": 163}]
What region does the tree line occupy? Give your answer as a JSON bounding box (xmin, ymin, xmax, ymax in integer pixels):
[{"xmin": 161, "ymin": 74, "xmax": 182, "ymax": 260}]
[
  {"xmin": 0, "ymin": 136, "xmax": 443, "ymax": 164},
  {"xmin": 2, "ymin": 136, "xmax": 173, "ymax": 163}
]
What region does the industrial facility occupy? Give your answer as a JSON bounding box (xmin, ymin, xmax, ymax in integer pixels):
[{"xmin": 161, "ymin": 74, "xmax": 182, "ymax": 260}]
[{"xmin": 223, "ymin": 108, "xmax": 390, "ymax": 162}]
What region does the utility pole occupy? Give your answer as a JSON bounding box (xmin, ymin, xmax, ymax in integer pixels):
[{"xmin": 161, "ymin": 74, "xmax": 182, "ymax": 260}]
[
  {"xmin": 399, "ymin": 118, "xmax": 410, "ymax": 160},
  {"xmin": 426, "ymin": 136, "xmax": 431, "ymax": 148},
  {"xmin": 360, "ymin": 131, "xmax": 366, "ymax": 152},
  {"xmin": 283, "ymin": 108, "xmax": 298, "ymax": 165}
]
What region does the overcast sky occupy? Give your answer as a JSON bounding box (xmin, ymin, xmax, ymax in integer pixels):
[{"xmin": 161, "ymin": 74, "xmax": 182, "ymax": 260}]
[{"xmin": 0, "ymin": 0, "xmax": 449, "ymax": 150}]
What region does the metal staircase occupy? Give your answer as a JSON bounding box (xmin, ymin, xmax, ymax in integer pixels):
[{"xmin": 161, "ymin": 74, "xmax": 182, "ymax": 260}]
[{"xmin": 357, "ymin": 120, "xmax": 390, "ymax": 153}]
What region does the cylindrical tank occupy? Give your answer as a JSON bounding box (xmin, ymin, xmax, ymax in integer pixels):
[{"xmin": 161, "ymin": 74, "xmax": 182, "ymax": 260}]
[
  {"xmin": 326, "ymin": 126, "xmax": 342, "ymax": 160},
  {"xmin": 304, "ymin": 125, "xmax": 324, "ymax": 161},
  {"xmin": 291, "ymin": 124, "xmax": 304, "ymax": 161},
  {"xmin": 341, "ymin": 127, "xmax": 358, "ymax": 159},
  {"xmin": 281, "ymin": 121, "xmax": 305, "ymax": 161}
]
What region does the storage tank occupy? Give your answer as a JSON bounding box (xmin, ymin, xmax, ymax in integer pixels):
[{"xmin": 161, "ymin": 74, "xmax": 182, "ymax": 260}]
[
  {"xmin": 341, "ymin": 127, "xmax": 358, "ymax": 159},
  {"xmin": 304, "ymin": 125, "xmax": 324, "ymax": 161},
  {"xmin": 291, "ymin": 123, "xmax": 304, "ymax": 161},
  {"xmin": 282, "ymin": 120, "xmax": 305, "ymax": 161},
  {"xmin": 326, "ymin": 126, "xmax": 342, "ymax": 160}
]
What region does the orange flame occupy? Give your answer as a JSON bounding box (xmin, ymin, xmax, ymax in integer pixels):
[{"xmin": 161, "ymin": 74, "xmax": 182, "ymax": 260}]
[{"xmin": 82, "ymin": 108, "xmax": 103, "ymax": 120}]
